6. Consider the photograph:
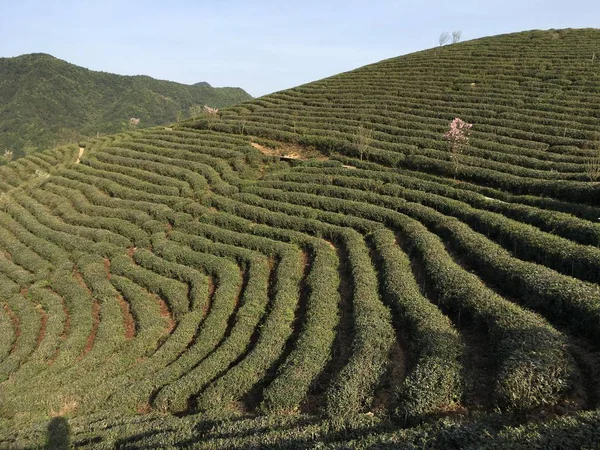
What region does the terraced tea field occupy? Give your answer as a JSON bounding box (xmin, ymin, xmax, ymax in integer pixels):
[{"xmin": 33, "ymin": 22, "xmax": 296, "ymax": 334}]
[{"xmin": 1, "ymin": 29, "xmax": 600, "ymax": 448}]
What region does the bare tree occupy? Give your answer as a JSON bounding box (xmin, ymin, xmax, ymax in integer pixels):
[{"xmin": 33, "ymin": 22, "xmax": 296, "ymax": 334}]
[
  {"xmin": 203, "ymin": 105, "xmax": 219, "ymax": 114},
  {"xmin": 2, "ymin": 149, "xmax": 13, "ymax": 164},
  {"xmin": 240, "ymin": 112, "xmax": 249, "ymax": 135},
  {"xmin": 35, "ymin": 169, "xmax": 50, "ymax": 179},
  {"xmin": 452, "ymin": 30, "xmax": 462, "ymax": 44},
  {"xmin": 439, "ymin": 32, "xmax": 450, "ymax": 46},
  {"xmin": 291, "ymin": 110, "xmax": 299, "ymax": 135},
  {"xmin": 585, "ymin": 154, "xmax": 600, "ymax": 181},
  {"xmin": 22, "ymin": 142, "xmax": 36, "ymax": 156},
  {"xmin": 202, "ymin": 105, "xmax": 220, "ymax": 129},
  {"xmin": 127, "ymin": 118, "xmax": 140, "ymax": 131},
  {"xmin": 0, "ymin": 193, "xmax": 11, "ymax": 212},
  {"xmin": 355, "ymin": 124, "xmax": 373, "ymax": 161},
  {"xmin": 188, "ymin": 104, "xmax": 203, "ymax": 118}
]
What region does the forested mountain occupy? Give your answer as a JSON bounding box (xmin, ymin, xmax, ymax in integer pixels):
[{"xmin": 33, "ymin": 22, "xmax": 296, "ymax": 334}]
[{"xmin": 0, "ymin": 53, "xmax": 251, "ymax": 158}]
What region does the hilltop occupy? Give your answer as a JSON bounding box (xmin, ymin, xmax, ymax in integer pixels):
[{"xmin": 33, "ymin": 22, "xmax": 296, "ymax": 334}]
[
  {"xmin": 0, "ymin": 53, "xmax": 252, "ymax": 157},
  {"xmin": 0, "ymin": 29, "xmax": 600, "ymax": 448}
]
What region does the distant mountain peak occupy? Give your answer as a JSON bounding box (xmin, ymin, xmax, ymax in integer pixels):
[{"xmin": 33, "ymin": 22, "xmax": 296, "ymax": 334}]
[{"xmin": 12, "ymin": 52, "xmax": 58, "ymax": 60}]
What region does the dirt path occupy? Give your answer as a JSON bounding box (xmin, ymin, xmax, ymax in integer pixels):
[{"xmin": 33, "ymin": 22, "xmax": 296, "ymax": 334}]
[
  {"xmin": 4, "ymin": 303, "xmax": 20, "ymax": 355},
  {"xmin": 250, "ymin": 141, "xmax": 328, "ymax": 161},
  {"xmin": 117, "ymin": 293, "xmax": 136, "ymax": 341},
  {"xmin": 48, "ymin": 288, "xmax": 71, "ymax": 366},
  {"xmin": 75, "ymin": 147, "xmax": 85, "ymax": 164},
  {"xmin": 78, "ymin": 299, "xmax": 100, "ymax": 360},
  {"xmin": 35, "ymin": 305, "xmax": 49, "ymax": 349}
]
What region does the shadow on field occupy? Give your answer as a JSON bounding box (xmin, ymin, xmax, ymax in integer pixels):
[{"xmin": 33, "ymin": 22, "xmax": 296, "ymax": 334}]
[{"xmin": 45, "ymin": 417, "xmax": 70, "ymax": 450}]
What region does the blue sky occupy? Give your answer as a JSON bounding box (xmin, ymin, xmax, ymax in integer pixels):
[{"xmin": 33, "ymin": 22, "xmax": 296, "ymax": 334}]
[{"xmin": 1, "ymin": 0, "xmax": 598, "ymax": 96}]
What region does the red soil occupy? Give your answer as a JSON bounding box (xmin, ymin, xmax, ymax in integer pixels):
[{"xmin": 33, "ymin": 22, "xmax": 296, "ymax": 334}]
[
  {"xmin": 3, "ymin": 303, "xmax": 20, "ymax": 354},
  {"xmin": 204, "ymin": 277, "xmax": 216, "ymax": 317},
  {"xmin": 78, "ymin": 299, "xmax": 100, "ymax": 360},
  {"xmin": 48, "ymin": 288, "xmax": 71, "ymax": 366},
  {"xmin": 156, "ymin": 294, "xmax": 175, "ymax": 334},
  {"xmin": 35, "ymin": 305, "xmax": 48, "ymax": 349},
  {"xmin": 117, "ymin": 294, "xmax": 136, "ymax": 341},
  {"xmin": 104, "ymin": 258, "xmax": 111, "ymax": 280}
]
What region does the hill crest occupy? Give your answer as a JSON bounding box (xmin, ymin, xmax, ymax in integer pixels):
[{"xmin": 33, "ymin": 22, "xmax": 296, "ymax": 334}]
[{"xmin": 1, "ymin": 28, "xmax": 600, "ymax": 449}]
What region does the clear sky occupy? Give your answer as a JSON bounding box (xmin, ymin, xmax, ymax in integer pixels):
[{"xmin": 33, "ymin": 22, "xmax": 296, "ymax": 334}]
[{"xmin": 1, "ymin": 0, "xmax": 598, "ymax": 97}]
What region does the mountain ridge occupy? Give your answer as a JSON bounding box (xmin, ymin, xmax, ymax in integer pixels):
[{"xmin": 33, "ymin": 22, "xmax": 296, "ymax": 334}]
[{"xmin": 0, "ymin": 53, "xmax": 252, "ymax": 158}]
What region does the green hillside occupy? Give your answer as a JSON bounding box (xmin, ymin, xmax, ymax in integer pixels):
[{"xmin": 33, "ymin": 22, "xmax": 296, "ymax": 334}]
[
  {"xmin": 0, "ymin": 53, "xmax": 252, "ymax": 158},
  {"xmin": 1, "ymin": 28, "xmax": 600, "ymax": 448}
]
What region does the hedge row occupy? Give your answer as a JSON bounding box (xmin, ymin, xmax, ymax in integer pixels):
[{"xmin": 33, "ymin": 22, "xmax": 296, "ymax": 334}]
[
  {"xmin": 101, "ymin": 143, "xmax": 239, "ymax": 195},
  {"xmin": 260, "ymin": 240, "xmax": 340, "ymax": 414},
  {"xmin": 0, "ymin": 252, "xmax": 34, "ymax": 287},
  {"xmin": 195, "ymin": 245, "xmax": 303, "ymax": 412},
  {"xmin": 44, "ymin": 269, "xmax": 93, "ymax": 372},
  {"xmin": 330, "ymin": 155, "xmax": 600, "ymax": 222},
  {"xmin": 244, "ymin": 185, "xmax": 600, "ymax": 343},
  {"xmin": 0, "ymin": 294, "xmax": 40, "ymax": 383},
  {"xmin": 0, "ymin": 299, "xmax": 15, "ymax": 364},
  {"xmin": 150, "ymin": 238, "xmax": 270, "ymax": 413},
  {"xmin": 197, "ymin": 195, "xmax": 398, "ymax": 420},
  {"xmin": 13, "ymin": 190, "xmax": 131, "ymax": 250},
  {"xmin": 110, "ymin": 255, "xmax": 189, "ymax": 319},
  {"xmin": 192, "ymin": 212, "xmax": 347, "ymax": 415},
  {"xmin": 0, "ymin": 226, "xmax": 52, "ymax": 275},
  {"xmin": 46, "ymin": 176, "xmax": 172, "ymax": 224},
  {"xmin": 81, "ymin": 233, "xmax": 241, "ymax": 414},
  {"xmin": 255, "ymin": 179, "xmax": 600, "ymax": 284},
  {"xmin": 325, "ymin": 230, "xmax": 395, "ymax": 422},
  {"xmin": 271, "ymin": 166, "xmax": 600, "ymax": 246},
  {"xmin": 221, "ymin": 190, "xmax": 578, "ymax": 411},
  {"xmin": 132, "ymin": 249, "xmax": 207, "ymax": 312},
  {"xmin": 33, "ymin": 185, "xmax": 150, "ymax": 248},
  {"xmin": 0, "ymin": 208, "xmax": 70, "ymax": 265},
  {"xmin": 2, "ymin": 287, "xmax": 63, "ymax": 387},
  {"xmin": 94, "ymin": 149, "xmax": 210, "ymax": 198},
  {"xmin": 216, "ymin": 110, "xmax": 591, "ymax": 177},
  {"xmin": 370, "ymin": 228, "xmax": 464, "ymax": 423}
]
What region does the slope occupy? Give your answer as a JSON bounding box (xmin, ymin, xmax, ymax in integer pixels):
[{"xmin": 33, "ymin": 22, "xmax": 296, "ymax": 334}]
[{"xmin": 0, "ymin": 28, "xmax": 599, "ymax": 449}]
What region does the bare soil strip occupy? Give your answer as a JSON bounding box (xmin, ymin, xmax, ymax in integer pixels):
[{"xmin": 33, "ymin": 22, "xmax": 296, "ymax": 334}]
[
  {"xmin": 48, "ymin": 288, "xmax": 70, "ymax": 365},
  {"xmin": 78, "ymin": 299, "xmax": 100, "ymax": 360},
  {"xmin": 34, "ymin": 305, "xmax": 48, "ymax": 349},
  {"xmin": 4, "ymin": 303, "xmax": 20, "ymax": 355}
]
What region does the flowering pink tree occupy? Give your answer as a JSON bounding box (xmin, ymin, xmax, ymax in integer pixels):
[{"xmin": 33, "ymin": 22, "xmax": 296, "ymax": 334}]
[
  {"xmin": 203, "ymin": 105, "xmax": 219, "ymax": 114},
  {"xmin": 444, "ymin": 118, "xmax": 472, "ymax": 179},
  {"xmin": 202, "ymin": 105, "xmax": 220, "ymax": 129},
  {"xmin": 584, "ymin": 154, "xmax": 600, "ymax": 181}
]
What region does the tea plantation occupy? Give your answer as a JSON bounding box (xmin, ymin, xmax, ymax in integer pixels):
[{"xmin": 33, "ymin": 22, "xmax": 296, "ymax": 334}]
[{"xmin": 0, "ymin": 29, "xmax": 599, "ymax": 448}]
